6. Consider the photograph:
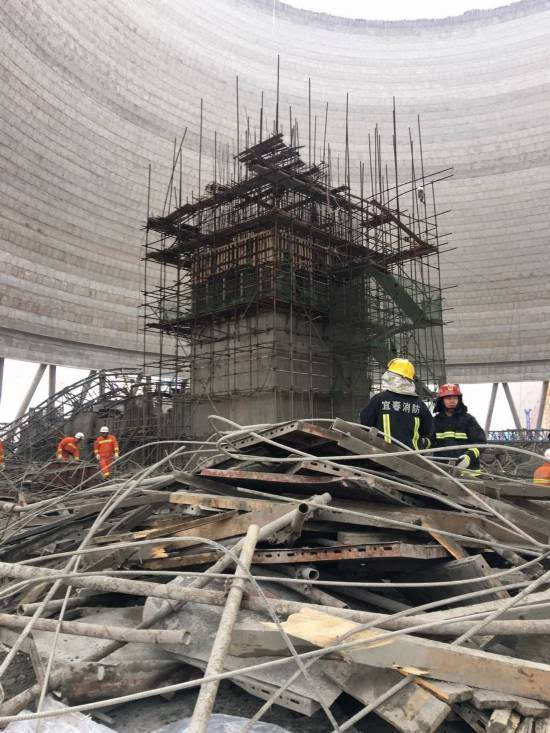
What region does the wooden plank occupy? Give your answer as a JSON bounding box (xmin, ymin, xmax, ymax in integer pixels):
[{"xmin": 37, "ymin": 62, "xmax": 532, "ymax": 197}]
[
  {"xmin": 470, "ymin": 495, "xmax": 550, "ymax": 545},
  {"xmin": 295, "ymin": 462, "xmax": 423, "ymax": 506},
  {"xmin": 278, "ymin": 607, "xmax": 550, "ymax": 702},
  {"xmin": 93, "ymin": 510, "xmax": 237, "ymax": 545},
  {"xmin": 518, "ymin": 718, "xmax": 535, "ymax": 733},
  {"xmin": 464, "ymin": 479, "xmax": 550, "ymax": 501},
  {"xmin": 414, "ymin": 588, "xmax": 550, "ymax": 626},
  {"xmin": 404, "ymin": 555, "xmax": 509, "ymax": 603},
  {"xmin": 426, "ymin": 528, "xmax": 469, "ymax": 560},
  {"xmin": 139, "ymin": 504, "xmax": 292, "ymax": 558},
  {"xmin": 200, "ymin": 468, "xmax": 339, "ymax": 488},
  {"xmin": 454, "ymin": 701, "xmax": 490, "ymax": 732},
  {"xmin": 324, "ymin": 661, "xmax": 450, "ymax": 733},
  {"xmin": 489, "ymin": 709, "xmax": 513, "ymax": 733},
  {"xmin": 489, "ymin": 709, "xmax": 521, "ymax": 733},
  {"xmin": 142, "ymin": 551, "xmax": 220, "ymax": 569},
  {"xmin": 336, "ymin": 530, "xmax": 407, "ymax": 544},
  {"xmin": 506, "ymin": 712, "xmax": 522, "ymax": 733},
  {"xmin": 471, "ymin": 689, "xmax": 550, "ymax": 718},
  {"xmin": 172, "ymin": 471, "xmax": 247, "ymax": 496},
  {"xmin": 168, "ymin": 491, "xmax": 280, "ymax": 513},
  {"xmin": 199, "ymin": 467, "xmax": 416, "ymax": 505},
  {"xmin": 316, "ymin": 501, "xmax": 531, "ymax": 548},
  {"xmin": 415, "ymin": 678, "xmax": 473, "ymax": 703}
]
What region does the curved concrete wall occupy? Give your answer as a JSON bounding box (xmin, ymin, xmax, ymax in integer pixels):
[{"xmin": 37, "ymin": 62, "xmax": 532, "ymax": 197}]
[{"xmin": 0, "ymin": 0, "xmax": 548, "ymax": 379}]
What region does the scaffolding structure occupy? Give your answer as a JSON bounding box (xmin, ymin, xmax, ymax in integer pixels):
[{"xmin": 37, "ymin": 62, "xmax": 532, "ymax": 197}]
[
  {"xmin": 144, "ymin": 123, "xmax": 447, "ymax": 438},
  {"xmin": 0, "ymin": 370, "xmax": 179, "ymax": 466}
]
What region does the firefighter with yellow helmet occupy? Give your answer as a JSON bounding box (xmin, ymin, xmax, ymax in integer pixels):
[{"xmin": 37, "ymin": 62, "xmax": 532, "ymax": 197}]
[{"xmin": 360, "ymin": 358, "xmax": 433, "ymax": 450}]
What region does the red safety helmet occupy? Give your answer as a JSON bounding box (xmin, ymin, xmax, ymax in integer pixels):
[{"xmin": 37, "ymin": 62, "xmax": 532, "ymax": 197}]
[{"xmin": 437, "ymin": 383, "xmax": 462, "ymax": 398}]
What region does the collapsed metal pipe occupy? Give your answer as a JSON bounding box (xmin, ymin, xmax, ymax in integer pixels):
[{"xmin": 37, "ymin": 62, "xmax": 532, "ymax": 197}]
[
  {"xmin": 251, "ymin": 566, "xmax": 348, "ymax": 609},
  {"xmin": 335, "ymin": 585, "xmax": 411, "ymax": 614},
  {"xmin": 0, "ymin": 492, "xmax": 333, "ymax": 718},
  {"xmin": 0, "ymin": 473, "xmax": 181, "ymax": 514},
  {"xmin": 3, "ymin": 560, "xmax": 550, "ymax": 637},
  {"xmin": 274, "ymin": 564, "xmax": 320, "ymax": 582},
  {"xmin": 0, "ymin": 500, "xmax": 334, "ymax": 614},
  {"xmin": 0, "ymin": 613, "xmax": 189, "ymax": 646},
  {"xmin": 289, "ymin": 507, "xmax": 308, "ymax": 538},
  {"xmin": 188, "ymin": 524, "xmax": 259, "ymax": 733},
  {"xmin": 21, "ymin": 593, "xmax": 99, "ymax": 616}
]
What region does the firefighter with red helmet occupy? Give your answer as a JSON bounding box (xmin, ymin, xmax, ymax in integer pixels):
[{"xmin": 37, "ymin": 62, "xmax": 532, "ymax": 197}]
[{"xmin": 432, "ymin": 383, "xmax": 486, "ymax": 475}]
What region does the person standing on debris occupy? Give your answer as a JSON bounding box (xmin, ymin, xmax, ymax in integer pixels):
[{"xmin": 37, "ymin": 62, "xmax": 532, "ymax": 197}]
[
  {"xmin": 432, "ymin": 384, "xmax": 485, "ymax": 476},
  {"xmin": 360, "ymin": 358, "xmax": 433, "ymax": 450},
  {"xmin": 94, "ymin": 426, "xmax": 119, "ymax": 479},
  {"xmin": 56, "ymin": 432, "xmax": 85, "ymax": 462},
  {"xmin": 533, "ymin": 449, "xmax": 550, "ymax": 486}
]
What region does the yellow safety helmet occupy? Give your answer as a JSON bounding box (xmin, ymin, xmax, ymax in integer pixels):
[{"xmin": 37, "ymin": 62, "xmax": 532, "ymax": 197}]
[{"xmin": 387, "ymin": 358, "xmax": 415, "ymax": 381}]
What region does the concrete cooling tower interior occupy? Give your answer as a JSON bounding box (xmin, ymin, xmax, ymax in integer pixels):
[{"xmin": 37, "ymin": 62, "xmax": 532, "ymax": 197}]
[{"xmin": 1, "ymin": 0, "xmax": 549, "ymax": 382}]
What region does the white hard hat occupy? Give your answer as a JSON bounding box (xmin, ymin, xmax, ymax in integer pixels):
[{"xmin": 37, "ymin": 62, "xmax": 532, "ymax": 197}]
[
  {"xmin": 100, "ymin": 426, "xmax": 109, "ymax": 433},
  {"xmin": 544, "ymin": 448, "xmax": 550, "ymax": 461},
  {"xmin": 75, "ymin": 432, "xmax": 85, "ymax": 440}
]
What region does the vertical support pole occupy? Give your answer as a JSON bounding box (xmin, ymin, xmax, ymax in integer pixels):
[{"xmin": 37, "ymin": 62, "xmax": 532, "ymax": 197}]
[
  {"xmin": 323, "ymin": 102, "xmax": 328, "ymax": 163},
  {"xmin": 99, "ymin": 370, "xmax": 106, "ymax": 398},
  {"xmin": 275, "ymin": 54, "xmax": 280, "ymax": 136},
  {"xmin": 485, "ymin": 383, "xmax": 498, "ymax": 433},
  {"xmin": 392, "ymin": 97, "xmax": 402, "ymax": 252},
  {"xmin": 536, "ymin": 381, "xmax": 549, "ymax": 430},
  {"xmin": 15, "ymin": 364, "xmax": 47, "ymax": 420},
  {"xmin": 0, "ymin": 357, "xmax": 4, "ymax": 409},
  {"xmin": 259, "ymin": 90, "xmax": 264, "ymax": 144},
  {"xmin": 198, "ymin": 98, "xmax": 203, "ymax": 195},
  {"xmin": 188, "ymin": 524, "xmax": 259, "ymax": 733},
  {"xmin": 78, "ymin": 370, "xmax": 96, "ymax": 407},
  {"xmin": 308, "ymin": 77, "xmax": 311, "ymax": 166},
  {"xmin": 502, "ymin": 382, "xmax": 521, "ymax": 429},
  {"xmin": 48, "ymin": 365, "xmax": 56, "ymax": 399}
]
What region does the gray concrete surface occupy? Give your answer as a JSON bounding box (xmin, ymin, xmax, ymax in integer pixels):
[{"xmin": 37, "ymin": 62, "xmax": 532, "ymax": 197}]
[{"xmin": 0, "ymin": 0, "xmax": 548, "ymax": 379}]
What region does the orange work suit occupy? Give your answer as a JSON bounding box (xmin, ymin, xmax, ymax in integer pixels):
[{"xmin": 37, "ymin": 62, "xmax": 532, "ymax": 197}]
[
  {"xmin": 533, "ymin": 463, "xmax": 550, "ymax": 487},
  {"xmin": 94, "ymin": 434, "xmax": 119, "ymax": 478},
  {"xmin": 56, "ymin": 436, "xmax": 81, "ymax": 462}
]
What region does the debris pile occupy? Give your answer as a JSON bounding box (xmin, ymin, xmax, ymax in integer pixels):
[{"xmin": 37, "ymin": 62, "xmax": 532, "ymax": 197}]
[{"xmin": 1, "ymin": 418, "xmax": 550, "ymax": 733}]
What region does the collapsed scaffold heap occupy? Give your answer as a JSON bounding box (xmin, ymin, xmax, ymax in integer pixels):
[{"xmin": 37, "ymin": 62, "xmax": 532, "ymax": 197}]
[{"xmin": 145, "ymin": 132, "xmax": 446, "ymax": 437}]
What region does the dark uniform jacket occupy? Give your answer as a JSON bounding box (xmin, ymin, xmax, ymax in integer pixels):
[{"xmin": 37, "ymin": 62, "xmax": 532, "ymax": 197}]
[
  {"xmin": 431, "ymin": 398, "xmax": 485, "ymax": 470},
  {"xmin": 360, "ymin": 390, "xmax": 433, "ymax": 450}
]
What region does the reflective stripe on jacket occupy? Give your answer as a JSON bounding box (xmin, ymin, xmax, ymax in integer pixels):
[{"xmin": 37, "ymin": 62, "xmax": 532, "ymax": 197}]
[
  {"xmin": 533, "ymin": 464, "xmax": 550, "ymax": 487},
  {"xmin": 431, "ymin": 401, "xmax": 485, "ymax": 470},
  {"xmin": 94, "ymin": 435, "xmax": 119, "ymax": 458},
  {"xmin": 56, "ymin": 436, "xmax": 80, "ymax": 460},
  {"xmin": 360, "ymin": 391, "xmax": 433, "ymax": 451}
]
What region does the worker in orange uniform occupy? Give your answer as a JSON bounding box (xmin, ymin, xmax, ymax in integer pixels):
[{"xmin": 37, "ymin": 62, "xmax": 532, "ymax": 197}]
[
  {"xmin": 533, "ymin": 449, "xmax": 550, "ymax": 486},
  {"xmin": 56, "ymin": 433, "xmax": 85, "ymax": 462},
  {"xmin": 0, "ymin": 438, "xmax": 4, "ymax": 471},
  {"xmin": 94, "ymin": 426, "xmax": 119, "ymax": 479}
]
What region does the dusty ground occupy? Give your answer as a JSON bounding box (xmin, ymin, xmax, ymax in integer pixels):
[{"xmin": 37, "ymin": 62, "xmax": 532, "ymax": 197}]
[{"xmin": 0, "ymin": 649, "xmax": 35, "ymax": 699}]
